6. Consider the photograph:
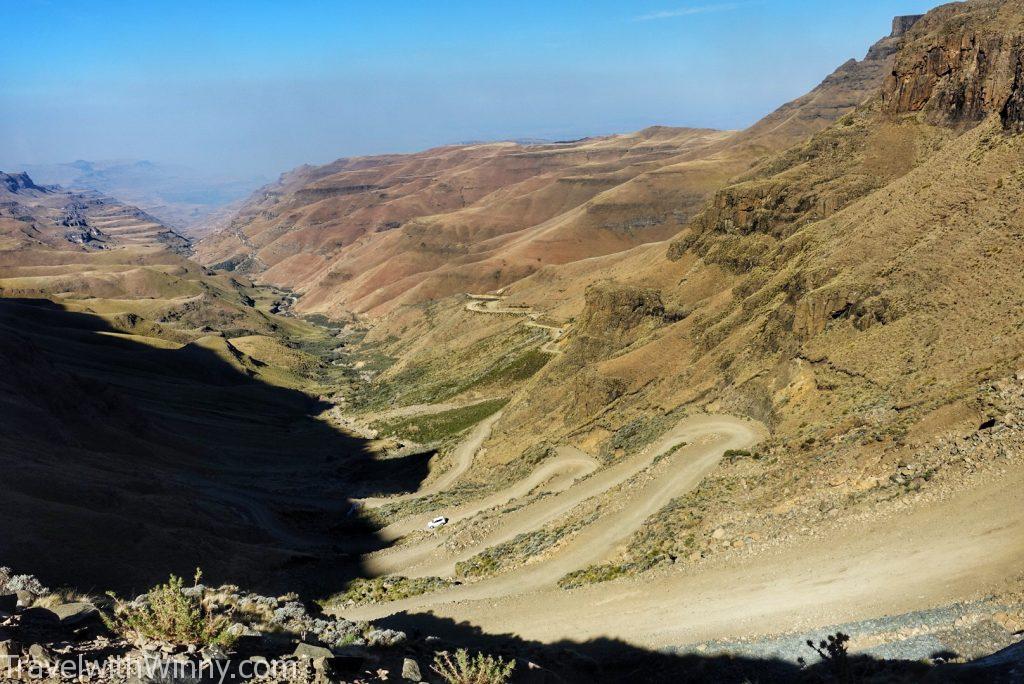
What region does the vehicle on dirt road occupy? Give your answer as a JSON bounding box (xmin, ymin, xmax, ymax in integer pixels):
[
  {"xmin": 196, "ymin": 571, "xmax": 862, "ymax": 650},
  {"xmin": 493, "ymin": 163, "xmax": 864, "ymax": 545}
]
[{"xmin": 426, "ymin": 516, "xmax": 449, "ymax": 530}]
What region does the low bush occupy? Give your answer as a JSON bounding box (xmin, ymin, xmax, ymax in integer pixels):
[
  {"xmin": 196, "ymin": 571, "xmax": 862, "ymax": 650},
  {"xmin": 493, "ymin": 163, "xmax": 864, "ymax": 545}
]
[
  {"xmin": 103, "ymin": 570, "xmax": 236, "ymax": 648},
  {"xmin": 432, "ymin": 649, "xmax": 516, "ymax": 684},
  {"xmin": 323, "ymin": 576, "xmax": 455, "ymax": 607}
]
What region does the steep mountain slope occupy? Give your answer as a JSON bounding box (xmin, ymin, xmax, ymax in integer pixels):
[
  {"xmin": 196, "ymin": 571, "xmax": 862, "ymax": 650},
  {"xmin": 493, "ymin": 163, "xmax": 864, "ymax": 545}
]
[
  {"xmin": 0, "ymin": 172, "xmax": 406, "ymax": 593},
  {"xmin": 197, "ymin": 19, "xmax": 911, "ymax": 317},
  {"xmin": 321, "ymin": 0, "xmax": 1024, "ymax": 611}
]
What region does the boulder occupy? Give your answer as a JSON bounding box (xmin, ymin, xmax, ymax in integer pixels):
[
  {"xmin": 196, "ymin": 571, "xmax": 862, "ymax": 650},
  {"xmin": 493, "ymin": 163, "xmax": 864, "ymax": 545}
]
[
  {"xmin": 15, "ymin": 590, "xmax": 33, "ymax": 608},
  {"xmin": 402, "ymin": 656, "xmax": 423, "ymax": 681},
  {"xmin": 292, "ymin": 642, "xmax": 334, "ymax": 660},
  {"xmin": 51, "ymin": 602, "xmax": 99, "ymax": 626},
  {"xmin": 28, "ymin": 643, "xmax": 57, "ymax": 667}
]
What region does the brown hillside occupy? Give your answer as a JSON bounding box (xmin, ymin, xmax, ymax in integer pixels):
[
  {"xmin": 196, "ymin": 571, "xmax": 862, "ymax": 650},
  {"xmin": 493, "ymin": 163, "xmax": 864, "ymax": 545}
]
[
  {"xmin": 196, "ymin": 20, "xmax": 907, "ymax": 316},
  {"xmin": 331, "ymin": 0, "xmax": 1024, "ymax": 596}
]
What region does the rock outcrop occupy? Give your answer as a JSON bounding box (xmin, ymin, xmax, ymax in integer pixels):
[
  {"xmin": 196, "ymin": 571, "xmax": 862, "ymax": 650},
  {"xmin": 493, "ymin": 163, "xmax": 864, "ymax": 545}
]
[{"xmin": 882, "ymin": 0, "xmax": 1024, "ymax": 130}]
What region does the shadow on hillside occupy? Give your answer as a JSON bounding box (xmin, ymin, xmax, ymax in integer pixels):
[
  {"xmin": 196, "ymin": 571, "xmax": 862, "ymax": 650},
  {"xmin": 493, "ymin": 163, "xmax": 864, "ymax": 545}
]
[
  {"xmin": 0, "ymin": 298, "xmax": 430, "ymax": 596},
  {"xmin": 377, "ymin": 613, "xmax": 1012, "ymax": 683},
  {"xmin": 2, "ymin": 298, "xmax": 1020, "ymax": 681}
]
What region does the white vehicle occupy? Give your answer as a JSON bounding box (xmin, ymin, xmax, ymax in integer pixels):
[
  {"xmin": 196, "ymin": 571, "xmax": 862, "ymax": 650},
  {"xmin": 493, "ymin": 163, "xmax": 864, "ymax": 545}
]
[{"xmin": 426, "ymin": 516, "xmax": 449, "ymax": 530}]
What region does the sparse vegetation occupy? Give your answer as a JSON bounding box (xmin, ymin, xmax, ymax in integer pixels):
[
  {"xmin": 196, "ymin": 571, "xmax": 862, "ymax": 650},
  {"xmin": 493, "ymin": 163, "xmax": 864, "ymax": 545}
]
[
  {"xmin": 463, "ymin": 348, "xmax": 551, "ymax": 390},
  {"xmin": 322, "ymin": 576, "xmax": 456, "ymax": 607},
  {"xmin": 456, "ymin": 511, "xmax": 598, "ymax": 579},
  {"xmin": 600, "ymin": 413, "xmax": 679, "ymax": 463},
  {"xmin": 799, "ymin": 632, "xmax": 852, "ymax": 682},
  {"xmin": 432, "ymin": 649, "xmax": 516, "ymax": 684},
  {"xmin": 103, "ymin": 570, "xmax": 237, "ymax": 648},
  {"xmin": 373, "ymin": 398, "xmax": 508, "ymax": 443}
]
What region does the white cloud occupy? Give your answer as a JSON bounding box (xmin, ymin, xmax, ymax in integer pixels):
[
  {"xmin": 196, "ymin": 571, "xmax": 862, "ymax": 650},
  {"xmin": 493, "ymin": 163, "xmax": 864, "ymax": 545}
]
[{"xmin": 635, "ymin": 3, "xmax": 749, "ymax": 22}]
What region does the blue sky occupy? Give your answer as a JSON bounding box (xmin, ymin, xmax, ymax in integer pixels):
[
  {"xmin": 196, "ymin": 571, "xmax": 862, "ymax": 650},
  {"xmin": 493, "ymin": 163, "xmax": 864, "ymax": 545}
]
[{"xmin": 1, "ymin": 0, "xmax": 940, "ymax": 178}]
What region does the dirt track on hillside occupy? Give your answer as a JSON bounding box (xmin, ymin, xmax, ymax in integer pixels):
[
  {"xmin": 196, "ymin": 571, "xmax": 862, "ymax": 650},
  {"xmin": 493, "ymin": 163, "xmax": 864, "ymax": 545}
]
[{"xmin": 338, "ymin": 409, "xmax": 1024, "ymax": 651}]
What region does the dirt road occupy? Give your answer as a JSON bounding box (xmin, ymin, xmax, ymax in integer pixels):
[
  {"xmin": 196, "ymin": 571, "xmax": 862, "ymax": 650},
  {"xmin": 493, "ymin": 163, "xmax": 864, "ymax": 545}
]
[
  {"xmin": 337, "ymin": 408, "xmax": 1024, "ymax": 652},
  {"xmin": 378, "ymin": 467, "xmax": 1024, "ymax": 650},
  {"xmin": 348, "ymin": 415, "xmax": 766, "ymax": 612}
]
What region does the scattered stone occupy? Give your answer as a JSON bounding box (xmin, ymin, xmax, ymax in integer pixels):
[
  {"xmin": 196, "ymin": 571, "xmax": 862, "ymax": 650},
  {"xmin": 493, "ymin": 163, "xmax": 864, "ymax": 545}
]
[
  {"xmin": 293, "ymin": 642, "xmax": 334, "ymax": 660},
  {"xmin": 52, "ymin": 602, "xmax": 99, "ymax": 626},
  {"xmin": 0, "ymin": 639, "xmax": 19, "ymax": 661},
  {"xmin": 28, "ymin": 643, "xmax": 57, "ymax": 667},
  {"xmin": 711, "ymin": 528, "xmax": 726, "ymax": 540},
  {"xmin": 15, "ymin": 590, "xmax": 34, "ymax": 608},
  {"xmin": 401, "ymin": 656, "xmax": 422, "ymax": 681},
  {"xmin": 365, "ymin": 628, "xmax": 406, "ymax": 648}
]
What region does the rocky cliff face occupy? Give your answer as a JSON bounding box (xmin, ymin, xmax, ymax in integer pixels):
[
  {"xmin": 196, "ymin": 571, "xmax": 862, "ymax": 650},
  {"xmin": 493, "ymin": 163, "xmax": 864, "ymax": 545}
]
[{"xmin": 882, "ymin": 0, "xmax": 1024, "ymax": 129}]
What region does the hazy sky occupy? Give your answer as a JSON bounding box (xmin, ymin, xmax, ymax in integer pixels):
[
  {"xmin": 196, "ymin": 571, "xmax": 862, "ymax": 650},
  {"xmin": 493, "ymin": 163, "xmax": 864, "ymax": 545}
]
[{"xmin": 2, "ymin": 0, "xmax": 939, "ymax": 179}]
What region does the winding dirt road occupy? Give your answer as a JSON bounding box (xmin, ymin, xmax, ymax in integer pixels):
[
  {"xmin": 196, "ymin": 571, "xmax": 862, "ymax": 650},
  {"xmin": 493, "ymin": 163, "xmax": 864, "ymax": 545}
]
[
  {"xmin": 466, "ymin": 293, "xmax": 566, "ymax": 354},
  {"xmin": 345, "ymin": 415, "xmax": 766, "ymax": 615},
  {"xmin": 335, "ymin": 406, "xmax": 1024, "ymax": 652}
]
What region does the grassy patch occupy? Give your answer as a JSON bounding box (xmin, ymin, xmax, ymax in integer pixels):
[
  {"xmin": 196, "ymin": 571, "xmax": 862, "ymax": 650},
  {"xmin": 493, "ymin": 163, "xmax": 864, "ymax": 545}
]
[
  {"xmin": 372, "ymin": 398, "xmax": 508, "ymax": 443},
  {"xmin": 462, "ymin": 348, "xmax": 551, "ymax": 390}
]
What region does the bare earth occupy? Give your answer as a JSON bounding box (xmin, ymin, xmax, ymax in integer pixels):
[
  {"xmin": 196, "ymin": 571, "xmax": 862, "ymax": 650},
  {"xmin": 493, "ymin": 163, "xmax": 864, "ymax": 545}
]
[{"xmin": 341, "ymin": 414, "xmax": 1024, "ymax": 652}]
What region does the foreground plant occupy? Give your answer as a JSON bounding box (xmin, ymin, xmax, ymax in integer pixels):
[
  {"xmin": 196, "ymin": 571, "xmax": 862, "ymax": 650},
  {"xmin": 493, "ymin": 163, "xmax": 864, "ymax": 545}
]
[
  {"xmin": 103, "ymin": 569, "xmax": 236, "ymax": 648},
  {"xmin": 432, "ymin": 648, "xmax": 516, "ymax": 684}
]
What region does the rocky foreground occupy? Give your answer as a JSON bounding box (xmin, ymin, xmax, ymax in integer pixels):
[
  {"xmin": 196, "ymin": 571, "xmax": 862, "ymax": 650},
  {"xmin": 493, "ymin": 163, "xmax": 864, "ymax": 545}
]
[{"xmin": 2, "ymin": 566, "xmax": 1024, "ymax": 683}]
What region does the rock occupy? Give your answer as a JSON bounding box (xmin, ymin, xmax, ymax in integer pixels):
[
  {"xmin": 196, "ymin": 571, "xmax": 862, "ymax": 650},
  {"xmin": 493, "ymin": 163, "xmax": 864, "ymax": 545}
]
[
  {"xmin": 0, "ymin": 639, "xmax": 20, "ymax": 661},
  {"xmin": 321, "ymin": 654, "xmax": 367, "ymax": 680},
  {"xmin": 365, "ymin": 628, "xmax": 406, "ymax": 648},
  {"xmin": 293, "ymin": 642, "xmax": 334, "ymax": 660},
  {"xmin": 51, "ymin": 602, "xmax": 99, "ymax": 626},
  {"xmin": 993, "ymin": 612, "xmax": 1024, "ymax": 634},
  {"xmin": 711, "ymin": 528, "xmax": 726, "ymax": 540},
  {"xmin": 200, "ymin": 645, "xmax": 228, "ymax": 662},
  {"xmin": 15, "ymin": 590, "xmax": 34, "ymax": 608},
  {"xmin": 28, "ymin": 643, "xmax": 57, "ymax": 667},
  {"xmin": 20, "ymin": 606, "xmax": 60, "ymax": 625},
  {"xmin": 402, "ymin": 657, "xmax": 422, "ymax": 681}
]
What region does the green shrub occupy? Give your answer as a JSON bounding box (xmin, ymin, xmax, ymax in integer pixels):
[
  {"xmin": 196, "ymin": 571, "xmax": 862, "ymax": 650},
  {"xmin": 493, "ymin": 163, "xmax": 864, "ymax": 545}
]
[
  {"xmin": 103, "ymin": 570, "xmax": 236, "ymax": 648},
  {"xmin": 432, "ymin": 649, "xmax": 516, "ymax": 684},
  {"xmin": 723, "ymin": 448, "xmax": 754, "ymax": 462}
]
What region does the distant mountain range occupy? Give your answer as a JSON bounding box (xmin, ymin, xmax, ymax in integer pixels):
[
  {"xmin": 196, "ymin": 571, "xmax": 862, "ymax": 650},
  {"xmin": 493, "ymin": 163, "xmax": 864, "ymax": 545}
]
[{"xmin": 12, "ymin": 159, "xmax": 266, "ymax": 235}]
